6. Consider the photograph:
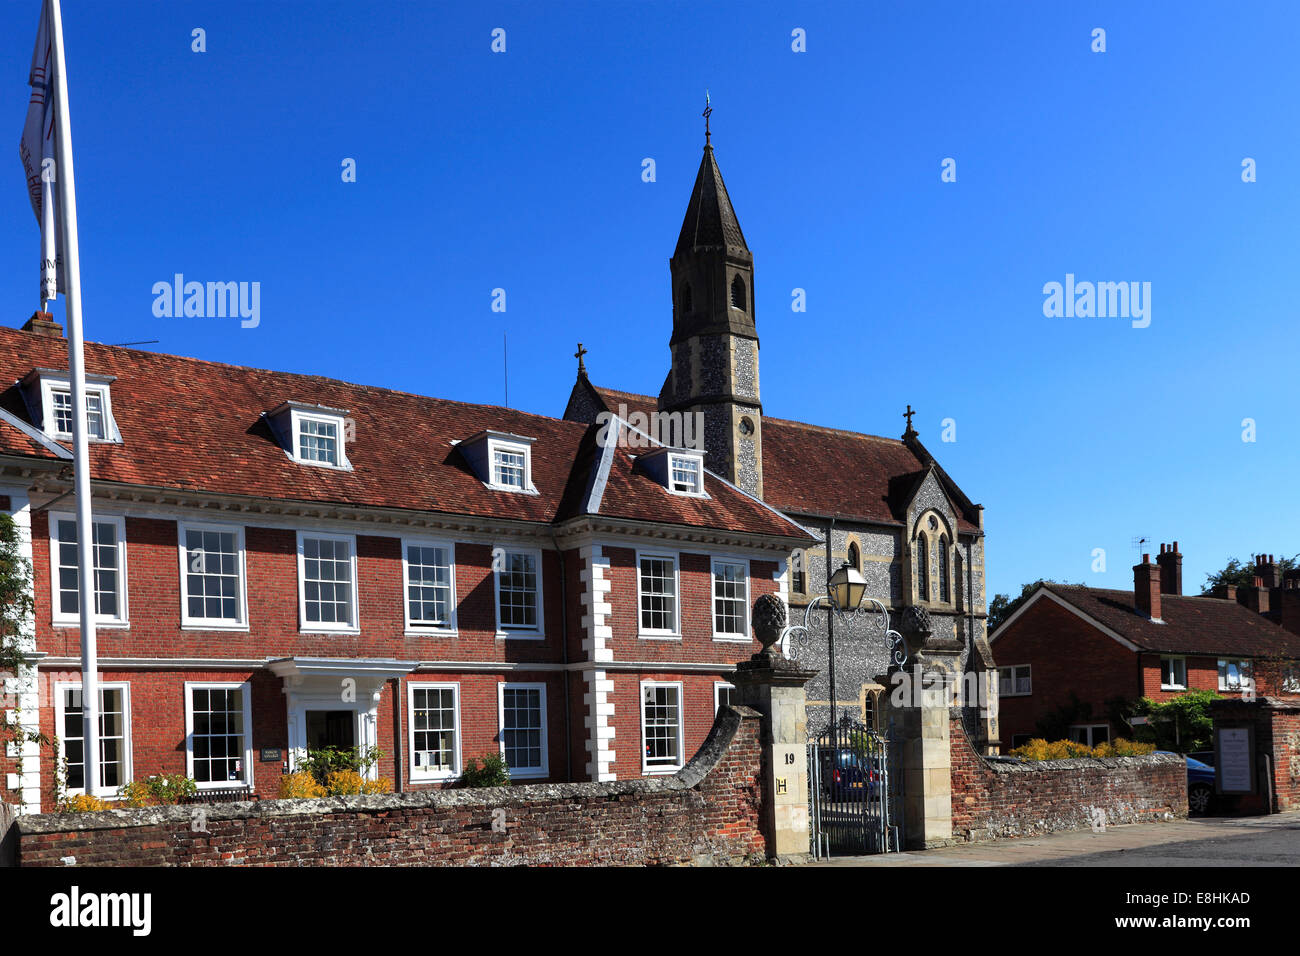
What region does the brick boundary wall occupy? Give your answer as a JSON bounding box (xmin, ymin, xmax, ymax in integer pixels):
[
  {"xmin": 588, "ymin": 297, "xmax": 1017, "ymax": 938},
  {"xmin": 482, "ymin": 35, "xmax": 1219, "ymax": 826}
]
[
  {"xmin": 15, "ymin": 707, "xmax": 767, "ymax": 867},
  {"xmin": 949, "ymin": 715, "xmax": 1187, "ymax": 842}
]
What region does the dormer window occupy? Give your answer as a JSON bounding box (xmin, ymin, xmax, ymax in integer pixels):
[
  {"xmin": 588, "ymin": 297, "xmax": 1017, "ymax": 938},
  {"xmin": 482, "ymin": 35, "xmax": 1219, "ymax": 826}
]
[
  {"xmin": 266, "ymin": 402, "xmax": 351, "ymax": 470},
  {"xmin": 457, "ymin": 430, "xmax": 538, "ymax": 494},
  {"xmin": 297, "ymin": 415, "xmax": 340, "ymax": 466},
  {"xmin": 22, "ymin": 369, "xmax": 120, "ymax": 443},
  {"xmin": 669, "ymin": 453, "xmax": 703, "ymax": 495},
  {"xmin": 51, "ymin": 387, "xmax": 105, "ymax": 440},
  {"xmin": 636, "ymin": 446, "xmax": 707, "ymax": 497},
  {"xmin": 492, "ymin": 443, "xmax": 528, "ymax": 489}
]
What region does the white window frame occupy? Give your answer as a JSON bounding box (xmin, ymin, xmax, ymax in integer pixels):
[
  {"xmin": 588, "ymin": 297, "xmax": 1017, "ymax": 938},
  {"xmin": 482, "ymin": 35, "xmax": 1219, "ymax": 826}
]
[
  {"xmin": 1217, "ymin": 659, "xmax": 1254, "ymax": 693},
  {"xmin": 640, "ymin": 680, "xmax": 685, "ymax": 775},
  {"xmin": 1069, "ymin": 723, "xmax": 1110, "ymax": 747},
  {"xmin": 1160, "ymin": 656, "xmax": 1187, "ymax": 690},
  {"xmin": 711, "ymin": 556, "xmax": 750, "ymax": 642},
  {"xmin": 714, "ymin": 682, "xmax": 736, "ymax": 715},
  {"xmin": 636, "ymin": 550, "xmax": 681, "ymax": 639},
  {"xmin": 408, "ymin": 682, "xmax": 461, "ymax": 783},
  {"xmin": 493, "ymin": 546, "xmax": 544, "ymax": 639},
  {"xmin": 178, "ymin": 521, "xmax": 249, "ymax": 629},
  {"xmin": 54, "ymin": 682, "xmax": 133, "ymax": 798},
  {"xmin": 49, "ymin": 511, "xmax": 129, "ymax": 628},
  {"xmin": 497, "ymin": 682, "xmax": 548, "ymax": 779},
  {"xmin": 997, "ymin": 665, "xmax": 1032, "ymax": 697},
  {"xmin": 1282, "ymin": 668, "xmax": 1300, "ymax": 694},
  {"xmin": 296, "ymin": 530, "xmax": 359, "ymax": 633},
  {"xmin": 38, "ymin": 375, "xmax": 118, "ymax": 443},
  {"xmin": 666, "ymin": 452, "xmax": 705, "ymax": 497},
  {"xmin": 290, "ymin": 409, "xmax": 349, "ymax": 469},
  {"xmin": 184, "ymin": 680, "xmax": 254, "ymax": 791},
  {"xmin": 486, "ymin": 436, "xmax": 534, "ymax": 493},
  {"xmin": 400, "ymin": 536, "xmax": 458, "ymax": 635}
]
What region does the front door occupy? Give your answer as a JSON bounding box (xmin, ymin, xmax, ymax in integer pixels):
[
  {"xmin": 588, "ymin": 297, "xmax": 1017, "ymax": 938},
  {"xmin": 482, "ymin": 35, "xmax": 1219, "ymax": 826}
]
[{"xmin": 305, "ymin": 710, "xmax": 356, "ymax": 752}]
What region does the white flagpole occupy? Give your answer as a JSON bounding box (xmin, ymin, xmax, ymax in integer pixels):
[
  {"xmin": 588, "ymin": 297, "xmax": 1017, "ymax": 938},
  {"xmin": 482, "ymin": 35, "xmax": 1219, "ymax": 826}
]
[{"xmin": 47, "ymin": 0, "xmax": 99, "ymax": 798}]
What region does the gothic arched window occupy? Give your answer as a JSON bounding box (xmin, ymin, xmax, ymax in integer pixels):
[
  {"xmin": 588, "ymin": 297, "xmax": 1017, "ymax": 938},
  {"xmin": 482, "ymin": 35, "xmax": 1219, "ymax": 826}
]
[
  {"xmin": 730, "ymin": 274, "xmax": 746, "ymax": 311},
  {"xmin": 847, "ymin": 542, "xmax": 860, "ymax": 571},
  {"xmin": 916, "ymin": 534, "xmax": 929, "ymax": 601},
  {"xmin": 682, "ymin": 282, "xmax": 692, "ymax": 313},
  {"xmin": 938, "ymin": 535, "xmax": 950, "ymax": 603},
  {"xmin": 954, "ymin": 551, "xmax": 965, "ymax": 612}
]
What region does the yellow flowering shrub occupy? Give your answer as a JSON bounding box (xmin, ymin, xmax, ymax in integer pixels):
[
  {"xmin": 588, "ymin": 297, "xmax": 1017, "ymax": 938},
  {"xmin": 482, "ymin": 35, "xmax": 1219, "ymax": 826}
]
[
  {"xmin": 278, "ymin": 771, "xmax": 326, "ymax": 799},
  {"xmin": 325, "ymin": 769, "xmax": 365, "ymax": 795},
  {"xmin": 58, "ymin": 793, "xmax": 111, "ymax": 813},
  {"xmin": 1010, "ymin": 737, "xmax": 1156, "ymax": 760},
  {"xmin": 361, "ymin": 777, "xmax": 394, "ymax": 795}
]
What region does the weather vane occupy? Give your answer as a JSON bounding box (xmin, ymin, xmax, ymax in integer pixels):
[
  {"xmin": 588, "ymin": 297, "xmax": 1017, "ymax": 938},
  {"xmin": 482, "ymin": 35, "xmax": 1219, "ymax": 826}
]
[{"xmin": 703, "ymin": 89, "xmax": 712, "ymax": 145}]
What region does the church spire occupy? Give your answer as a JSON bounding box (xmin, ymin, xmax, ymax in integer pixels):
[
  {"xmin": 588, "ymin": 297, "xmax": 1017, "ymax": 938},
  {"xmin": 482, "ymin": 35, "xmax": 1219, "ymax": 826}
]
[{"xmin": 674, "ymin": 109, "xmax": 749, "ymax": 261}]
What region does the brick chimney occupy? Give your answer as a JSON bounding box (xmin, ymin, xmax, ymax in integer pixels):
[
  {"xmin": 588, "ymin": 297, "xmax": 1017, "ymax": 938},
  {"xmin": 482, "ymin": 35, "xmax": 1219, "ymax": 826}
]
[
  {"xmin": 1134, "ymin": 554, "xmax": 1161, "ymax": 621},
  {"xmin": 1212, "ymin": 584, "xmax": 1238, "ymax": 602},
  {"xmin": 20, "ymin": 310, "xmax": 63, "ymax": 338},
  {"xmin": 1156, "ymin": 541, "xmax": 1182, "ymax": 596},
  {"xmin": 1257, "ymin": 553, "xmax": 1281, "ymax": 589}
]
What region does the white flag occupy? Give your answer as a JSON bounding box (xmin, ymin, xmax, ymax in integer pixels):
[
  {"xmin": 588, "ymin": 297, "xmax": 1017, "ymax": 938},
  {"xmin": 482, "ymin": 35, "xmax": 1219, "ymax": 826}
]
[{"xmin": 19, "ymin": 3, "xmax": 62, "ymax": 303}]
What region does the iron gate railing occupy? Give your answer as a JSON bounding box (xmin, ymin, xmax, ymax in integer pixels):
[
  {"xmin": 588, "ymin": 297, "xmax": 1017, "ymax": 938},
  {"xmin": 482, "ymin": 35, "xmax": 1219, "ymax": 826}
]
[{"xmin": 807, "ymin": 718, "xmax": 901, "ymax": 858}]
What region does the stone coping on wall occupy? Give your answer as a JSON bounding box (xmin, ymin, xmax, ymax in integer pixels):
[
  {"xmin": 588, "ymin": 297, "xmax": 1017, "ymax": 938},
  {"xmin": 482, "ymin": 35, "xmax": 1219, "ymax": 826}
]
[
  {"xmin": 19, "ymin": 705, "xmax": 761, "ymax": 837},
  {"xmin": 980, "ymin": 753, "xmax": 1186, "ymax": 774}
]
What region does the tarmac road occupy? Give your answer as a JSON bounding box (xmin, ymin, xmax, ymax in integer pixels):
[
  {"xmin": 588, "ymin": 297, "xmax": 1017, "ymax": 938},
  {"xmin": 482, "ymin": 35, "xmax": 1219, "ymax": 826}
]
[{"xmin": 809, "ymin": 811, "xmax": 1300, "ymax": 866}]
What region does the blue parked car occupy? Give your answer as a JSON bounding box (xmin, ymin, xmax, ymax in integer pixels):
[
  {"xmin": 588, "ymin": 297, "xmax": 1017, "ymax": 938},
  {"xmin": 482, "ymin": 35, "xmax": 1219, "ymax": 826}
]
[{"xmin": 1158, "ymin": 752, "xmax": 1216, "ymax": 815}]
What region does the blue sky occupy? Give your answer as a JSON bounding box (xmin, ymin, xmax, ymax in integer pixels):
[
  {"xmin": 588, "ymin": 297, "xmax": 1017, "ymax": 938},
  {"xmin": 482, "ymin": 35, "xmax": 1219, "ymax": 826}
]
[{"xmin": 1, "ymin": 1, "xmax": 1296, "ymax": 605}]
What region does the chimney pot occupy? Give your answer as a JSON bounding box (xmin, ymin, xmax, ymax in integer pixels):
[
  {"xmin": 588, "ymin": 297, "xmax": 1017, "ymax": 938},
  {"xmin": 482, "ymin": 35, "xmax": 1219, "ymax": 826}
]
[{"xmin": 1156, "ymin": 538, "xmax": 1183, "ymax": 596}]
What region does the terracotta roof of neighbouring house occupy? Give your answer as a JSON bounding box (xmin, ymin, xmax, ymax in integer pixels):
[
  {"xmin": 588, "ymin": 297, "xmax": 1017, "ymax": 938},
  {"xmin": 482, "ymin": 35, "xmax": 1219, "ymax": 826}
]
[
  {"xmin": 1040, "ymin": 584, "xmax": 1300, "ymax": 658},
  {"xmin": 583, "ymin": 382, "xmax": 981, "ymax": 532},
  {"xmin": 0, "ymin": 326, "xmax": 809, "ymax": 542}
]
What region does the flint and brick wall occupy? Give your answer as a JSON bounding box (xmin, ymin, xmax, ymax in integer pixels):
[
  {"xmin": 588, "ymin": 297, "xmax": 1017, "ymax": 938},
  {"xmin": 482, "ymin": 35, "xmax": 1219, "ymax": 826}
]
[
  {"xmin": 948, "ymin": 715, "xmax": 1186, "ymax": 841},
  {"xmin": 15, "ymin": 706, "xmax": 766, "ymax": 867}
]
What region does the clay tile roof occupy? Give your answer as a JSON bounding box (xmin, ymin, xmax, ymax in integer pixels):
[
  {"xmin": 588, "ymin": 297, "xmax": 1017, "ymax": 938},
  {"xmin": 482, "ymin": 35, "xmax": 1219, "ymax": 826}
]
[
  {"xmin": 0, "ymin": 327, "xmax": 808, "ymax": 541},
  {"xmin": 1043, "ymin": 584, "xmax": 1300, "ymax": 658},
  {"xmin": 588, "ymin": 384, "xmax": 979, "ymax": 532},
  {"xmin": 674, "ymin": 146, "xmax": 749, "ymax": 258}
]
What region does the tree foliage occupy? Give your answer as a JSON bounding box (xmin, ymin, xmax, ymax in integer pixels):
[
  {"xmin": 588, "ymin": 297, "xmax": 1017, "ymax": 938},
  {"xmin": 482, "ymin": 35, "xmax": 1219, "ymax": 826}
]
[
  {"xmin": 987, "ymin": 579, "xmax": 1082, "ymax": 634},
  {"xmin": 1201, "ymin": 554, "xmax": 1298, "ymax": 594},
  {"xmin": 1131, "ymin": 691, "xmax": 1218, "ymax": 752}
]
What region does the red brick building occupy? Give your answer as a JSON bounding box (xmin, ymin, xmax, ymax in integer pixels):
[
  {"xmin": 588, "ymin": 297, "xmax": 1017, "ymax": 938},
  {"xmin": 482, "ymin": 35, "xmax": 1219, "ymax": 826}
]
[
  {"xmin": 0, "ymin": 316, "xmax": 810, "ymax": 813},
  {"xmin": 990, "ymin": 544, "xmax": 1300, "ymax": 749}
]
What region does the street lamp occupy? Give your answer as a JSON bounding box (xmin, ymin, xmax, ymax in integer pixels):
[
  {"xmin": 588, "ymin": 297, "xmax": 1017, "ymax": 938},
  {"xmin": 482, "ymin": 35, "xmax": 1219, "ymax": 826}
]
[
  {"xmin": 781, "ymin": 555, "xmax": 908, "ymax": 738},
  {"xmin": 827, "ymin": 561, "xmax": 867, "ymax": 612}
]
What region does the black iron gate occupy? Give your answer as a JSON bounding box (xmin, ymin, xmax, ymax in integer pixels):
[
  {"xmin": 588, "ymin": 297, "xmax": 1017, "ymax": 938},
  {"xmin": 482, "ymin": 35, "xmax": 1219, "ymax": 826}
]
[{"xmin": 807, "ymin": 718, "xmax": 901, "ymax": 857}]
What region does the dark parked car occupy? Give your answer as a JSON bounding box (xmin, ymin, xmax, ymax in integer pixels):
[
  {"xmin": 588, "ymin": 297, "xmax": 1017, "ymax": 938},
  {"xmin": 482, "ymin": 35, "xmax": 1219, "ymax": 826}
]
[
  {"xmin": 816, "ymin": 748, "xmax": 878, "ymax": 797},
  {"xmin": 1188, "ymin": 750, "xmax": 1215, "ymax": 767},
  {"xmin": 1158, "ymin": 752, "xmax": 1216, "ymax": 815}
]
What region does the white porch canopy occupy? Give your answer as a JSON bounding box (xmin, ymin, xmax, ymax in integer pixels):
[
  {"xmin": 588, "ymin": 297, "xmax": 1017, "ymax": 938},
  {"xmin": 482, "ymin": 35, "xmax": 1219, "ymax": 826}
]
[{"xmin": 268, "ymin": 657, "xmax": 418, "ymax": 778}]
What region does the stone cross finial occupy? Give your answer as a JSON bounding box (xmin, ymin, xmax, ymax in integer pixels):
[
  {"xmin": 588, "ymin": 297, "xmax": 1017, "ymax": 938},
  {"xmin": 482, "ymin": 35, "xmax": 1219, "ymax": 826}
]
[
  {"xmin": 903, "ymin": 404, "xmax": 916, "ymax": 436},
  {"xmin": 575, "ymin": 342, "xmax": 588, "ymax": 376}
]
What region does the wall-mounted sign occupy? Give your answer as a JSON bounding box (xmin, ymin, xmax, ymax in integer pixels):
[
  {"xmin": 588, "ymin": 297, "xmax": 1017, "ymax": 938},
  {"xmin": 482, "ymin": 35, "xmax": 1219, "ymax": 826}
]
[
  {"xmin": 260, "ymin": 747, "xmax": 283, "ymax": 763},
  {"xmin": 1216, "ymin": 727, "xmax": 1254, "ymax": 794}
]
